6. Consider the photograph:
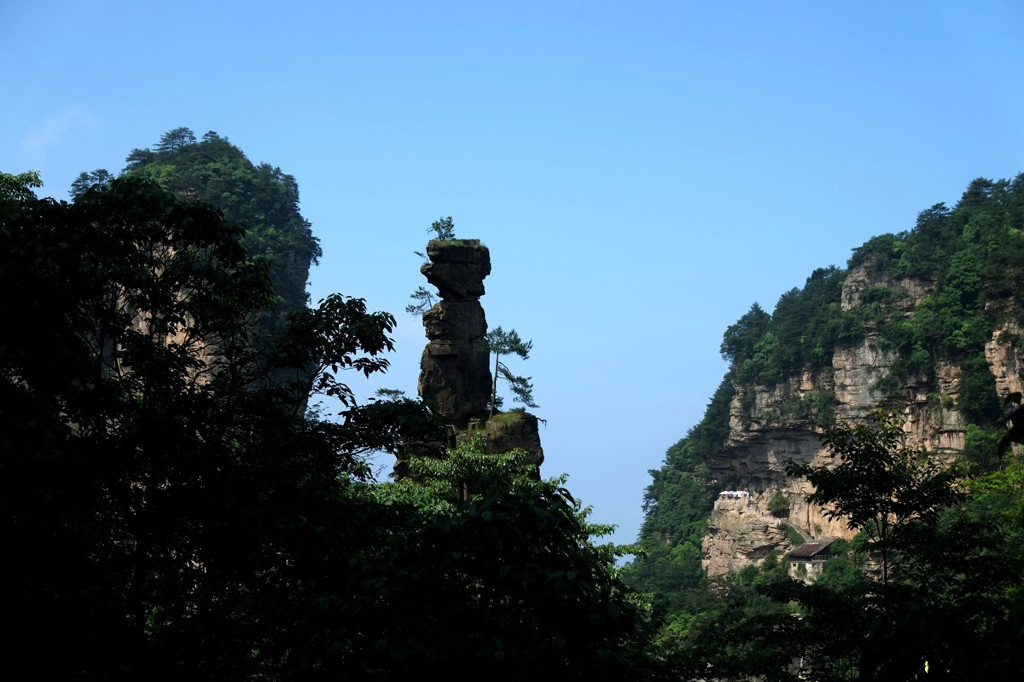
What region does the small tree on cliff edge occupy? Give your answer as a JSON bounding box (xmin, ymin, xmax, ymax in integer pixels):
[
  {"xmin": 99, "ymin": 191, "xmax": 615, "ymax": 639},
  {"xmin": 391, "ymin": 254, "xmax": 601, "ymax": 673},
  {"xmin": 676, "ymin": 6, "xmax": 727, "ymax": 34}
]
[
  {"xmin": 427, "ymin": 215, "xmax": 455, "ymax": 240},
  {"xmin": 485, "ymin": 326, "xmax": 538, "ymax": 418},
  {"xmin": 406, "ymin": 216, "xmax": 456, "ymax": 315}
]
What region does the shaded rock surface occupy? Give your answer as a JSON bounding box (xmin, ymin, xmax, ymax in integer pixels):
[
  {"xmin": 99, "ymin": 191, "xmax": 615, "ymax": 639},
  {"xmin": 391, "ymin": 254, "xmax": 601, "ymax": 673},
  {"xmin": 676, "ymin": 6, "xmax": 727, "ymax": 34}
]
[
  {"xmin": 422, "ymin": 240, "xmax": 491, "ymax": 301},
  {"xmin": 414, "ymin": 239, "xmax": 544, "ymax": 474},
  {"xmin": 702, "ymin": 494, "xmax": 789, "ymax": 576},
  {"xmin": 458, "ymin": 411, "xmax": 545, "ymax": 473},
  {"xmin": 417, "ymin": 240, "xmax": 492, "ymax": 421}
]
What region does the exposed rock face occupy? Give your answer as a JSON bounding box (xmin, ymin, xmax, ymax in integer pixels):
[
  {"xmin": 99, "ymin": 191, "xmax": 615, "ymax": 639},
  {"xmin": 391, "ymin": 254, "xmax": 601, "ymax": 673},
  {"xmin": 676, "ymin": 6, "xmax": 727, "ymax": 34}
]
[
  {"xmin": 702, "ymin": 494, "xmax": 789, "ymax": 576},
  {"xmin": 458, "ymin": 411, "xmax": 545, "ymax": 473},
  {"xmin": 701, "ymin": 262, "xmax": 1004, "ymax": 577},
  {"xmin": 831, "ymin": 340, "xmax": 896, "ymax": 413},
  {"xmin": 986, "ymin": 318, "xmax": 1024, "ymax": 399},
  {"xmin": 840, "ymin": 266, "xmax": 932, "ymax": 313},
  {"xmin": 422, "ymin": 240, "xmax": 491, "ymax": 301},
  {"xmin": 415, "ymin": 239, "xmax": 544, "ymax": 473},
  {"xmin": 417, "ymin": 240, "xmax": 492, "ymax": 421}
]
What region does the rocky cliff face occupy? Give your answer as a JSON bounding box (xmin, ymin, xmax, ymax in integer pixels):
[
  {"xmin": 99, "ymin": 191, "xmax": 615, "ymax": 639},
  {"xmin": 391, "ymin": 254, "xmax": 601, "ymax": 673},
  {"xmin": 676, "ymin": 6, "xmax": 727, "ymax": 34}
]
[
  {"xmin": 702, "ymin": 262, "xmax": 1022, "ymax": 577},
  {"xmin": 415, "ymin": 239, "xmax": 544, "ymax": 472},
  {"xmin": 986, "ymin": 317, "xmax": 1024, "ymax": 400},
  {"xmin": 457, "ymin": 411, "xmax": 545, "ymax": 472},
  {"xmin": 703, "ymin": 493, "xmax": 790, "ymax": 576}
]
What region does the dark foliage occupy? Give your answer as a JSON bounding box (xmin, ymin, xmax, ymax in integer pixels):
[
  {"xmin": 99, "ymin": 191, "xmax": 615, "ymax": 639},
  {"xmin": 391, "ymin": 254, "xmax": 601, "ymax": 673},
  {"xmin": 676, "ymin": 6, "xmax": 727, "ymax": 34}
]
[
  {"xmin": 96, "ymin": 127, "xmax": 322, "ymax": 330},
  {"xmin": 1, "ymin": 174, "xmax": 661, "ymax": 680},
  {"xmin": 629, "ymin": 174, "xmax": 1024, "ymax": 679}
]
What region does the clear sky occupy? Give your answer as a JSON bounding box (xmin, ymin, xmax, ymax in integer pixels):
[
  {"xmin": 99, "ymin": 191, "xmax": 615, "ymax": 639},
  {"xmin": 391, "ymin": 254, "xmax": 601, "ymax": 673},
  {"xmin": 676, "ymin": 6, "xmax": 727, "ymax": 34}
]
[{"xmin": 3, "ymin": 1, "xmax": 1022, "ymax": 546}]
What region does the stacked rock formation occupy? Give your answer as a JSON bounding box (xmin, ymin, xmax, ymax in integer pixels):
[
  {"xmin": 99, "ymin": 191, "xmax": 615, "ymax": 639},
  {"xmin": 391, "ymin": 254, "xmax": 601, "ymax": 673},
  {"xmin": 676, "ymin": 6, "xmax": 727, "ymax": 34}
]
[
  {"xmin": 417, "ymin": 240, "xmax": 493, "ymax": 422},
  {"xmin": 416, "ymin": 239, "xmax": 544, "ymax": 474}
]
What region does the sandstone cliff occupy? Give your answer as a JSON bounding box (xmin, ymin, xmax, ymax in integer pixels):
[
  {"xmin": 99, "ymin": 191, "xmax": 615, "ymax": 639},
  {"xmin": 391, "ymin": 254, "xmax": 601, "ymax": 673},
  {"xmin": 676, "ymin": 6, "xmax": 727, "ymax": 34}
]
[
  {"xmin": 702, "ymin": 260, "xmax": 1024, "ymax": 577},
  {"xmin": 417, "ymin": 239, "xmax": 493, "ymax": 422}
]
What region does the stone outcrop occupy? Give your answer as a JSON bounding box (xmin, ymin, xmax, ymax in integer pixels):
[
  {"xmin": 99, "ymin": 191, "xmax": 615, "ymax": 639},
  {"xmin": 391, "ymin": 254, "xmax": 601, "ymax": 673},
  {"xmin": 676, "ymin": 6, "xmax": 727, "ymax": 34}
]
[
  {"xmin": 459, "ymin": 411, "xmax": 545, "ymax": 472},
  {"xmin": 702, "ymin": 493, "xmax": 790, "ymax": 576},
  {"xmin": 415, "ymin": 239, "xmax": 544, "ymax": 472},
  {"xmin": 985, "ymin": 317, "xmax": 1024, "ymax": 399},
  {"xmin": 839, "ymin": 266, "xmax": 932, "ymax": 314},
  {"xmin": 417, "ymin": 240, "xmax": 492, "ymax": 421},
  {"xmin": 701, "ymin": 261, "xmax": 1012, "ymax": 577}
]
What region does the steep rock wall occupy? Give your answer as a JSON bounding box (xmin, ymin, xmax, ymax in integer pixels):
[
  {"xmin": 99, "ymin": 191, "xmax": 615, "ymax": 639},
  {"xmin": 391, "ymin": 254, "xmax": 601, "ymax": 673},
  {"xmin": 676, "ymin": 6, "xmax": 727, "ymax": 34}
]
[
  {"xmin": 702, "ymin": 263, "xmax": 1005, "ymax": 576},
  {"xmin": 986, "ymin": 318, "xmax": 1024, "ymax": 399}
]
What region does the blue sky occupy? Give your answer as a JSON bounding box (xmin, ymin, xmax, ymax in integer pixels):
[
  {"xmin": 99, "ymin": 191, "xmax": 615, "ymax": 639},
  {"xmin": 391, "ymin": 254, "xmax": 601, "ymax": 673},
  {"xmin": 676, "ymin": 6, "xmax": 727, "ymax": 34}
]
[{"xmin": 3, "ymin": 1, "xmax": 1023, "ymax": 546}]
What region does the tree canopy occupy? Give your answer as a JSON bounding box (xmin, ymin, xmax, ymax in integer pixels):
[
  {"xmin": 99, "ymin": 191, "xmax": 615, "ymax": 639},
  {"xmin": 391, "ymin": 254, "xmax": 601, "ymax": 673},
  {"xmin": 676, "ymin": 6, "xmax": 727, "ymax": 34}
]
[
  {"xmin": 1, "ymin": 173, "xmax": 660, "ymax": 680},
  {"xmin": 624, "ymin": 174, "xmax": 1024, "ymax": 680},
  {"xmin": 75, "ymin": 127, "xmax": 321, "ymax": 330},
  {"xmin": 0, "ymin": 170, "xmax": 42, "ymax": 201},
  {"xmin": 786, "ymin": 411, "xmax": 965, "ymax": 584}
]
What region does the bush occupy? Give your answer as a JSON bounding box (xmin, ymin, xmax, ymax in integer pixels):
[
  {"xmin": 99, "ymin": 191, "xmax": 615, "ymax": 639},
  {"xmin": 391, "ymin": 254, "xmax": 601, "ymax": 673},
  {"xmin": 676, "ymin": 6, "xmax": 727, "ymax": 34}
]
[{"xmin": 767, "ymin": 489, "xmax": 789, "ymax": 518}]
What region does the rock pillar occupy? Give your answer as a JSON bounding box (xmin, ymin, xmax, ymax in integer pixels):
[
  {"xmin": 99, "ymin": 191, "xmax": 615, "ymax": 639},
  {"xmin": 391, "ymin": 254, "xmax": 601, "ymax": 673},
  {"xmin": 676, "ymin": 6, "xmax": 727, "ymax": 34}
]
[
  {"xmin": 415, "ymin": 238, "xmax": 545, "ymax": 476},
  {"xmin": 417, "ymin": 240, "xmax": 492, "ymax": 421}
]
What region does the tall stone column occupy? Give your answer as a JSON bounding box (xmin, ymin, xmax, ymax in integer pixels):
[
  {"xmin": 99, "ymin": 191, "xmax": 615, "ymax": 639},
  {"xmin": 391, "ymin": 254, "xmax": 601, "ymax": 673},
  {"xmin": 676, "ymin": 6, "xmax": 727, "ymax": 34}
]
[
  {"xmin": 415, "ymin": 238, "xmax": 544, "ymax": 476},
  {"xmin": 417, "ymin": 240, "xmax": 492, "ymax": 422}
]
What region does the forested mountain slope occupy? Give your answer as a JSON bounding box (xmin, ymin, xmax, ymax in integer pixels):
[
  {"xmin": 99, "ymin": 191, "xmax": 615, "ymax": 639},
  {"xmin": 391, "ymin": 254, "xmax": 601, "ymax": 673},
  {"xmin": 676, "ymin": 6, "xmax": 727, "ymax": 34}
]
[
  {"xmin": 625, "ymin": 173, "xmax": 1024, "ymax": 587},
  {"xmin": 73, "ymin": 127, "xmax": 321, "ymax": 328},
  {"xmin": 616, "ymin": 174, "xmax": 1024, "ymax": 678},
  {"xmin": 1, "ymin": 169, "xmax": 659, "ymax": 680}
]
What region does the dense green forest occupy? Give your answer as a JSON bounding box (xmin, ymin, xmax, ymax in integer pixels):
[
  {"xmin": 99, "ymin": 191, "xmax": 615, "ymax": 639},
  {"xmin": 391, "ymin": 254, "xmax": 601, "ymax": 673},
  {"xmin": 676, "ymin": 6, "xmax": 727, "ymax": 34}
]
[
  {"xmin": 0, "ymin": 169, "xmax": 660, "ymax": 680},
  {"xmin": 72, "ymin": 127, "xmax": 321, "ymax": 329},
  {"xmin": 622, "ymin": 175, "xmax": 1024, "ymax": 679},
  {"xmin": 5, "ymin": 132, "xmax": 1024, "ymax": 680}
]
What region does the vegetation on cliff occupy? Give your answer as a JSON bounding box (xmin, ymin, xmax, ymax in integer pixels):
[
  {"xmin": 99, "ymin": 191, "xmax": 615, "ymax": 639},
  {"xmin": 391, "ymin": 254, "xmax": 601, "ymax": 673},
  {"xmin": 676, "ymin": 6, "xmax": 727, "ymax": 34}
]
[
  {"xmin": 73, "ymin": 127, "xmax": 321, "ymax": 330},
  {"xmin": 620, "ymin": 378, "xmax": 729, "ymax": 599},
  {"xmin": 625, "ymin": 175, "xmax": 1024, "ymax": 679},
  {"xmin": 484, "ymin": 325, "xmax": 538, "ymax": 415},
  {"xmin": 407, "ymin": 216, "xmax": 458, "ymax": 315},
  {"xmin": 629, "ymin": 410, "xmax": 1024, "ymax": 680},
  {"xmin": 721, "ymin": 265, "xmax": 848, "ymax": 388},
  {"xmin": 10, "ymin": 139, "xmax": 1024, "ymax": 678},
  {"xmin": 714, "ymin": 174, "xmax": 1024, "ymax": 431}
]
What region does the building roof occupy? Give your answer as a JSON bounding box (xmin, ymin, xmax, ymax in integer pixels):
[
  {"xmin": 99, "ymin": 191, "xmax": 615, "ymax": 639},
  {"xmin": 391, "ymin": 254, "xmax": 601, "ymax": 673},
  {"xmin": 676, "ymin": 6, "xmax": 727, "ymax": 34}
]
[{"xmin": 787, "ymin": 539, "xmax": 836, "ymax": 559}]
